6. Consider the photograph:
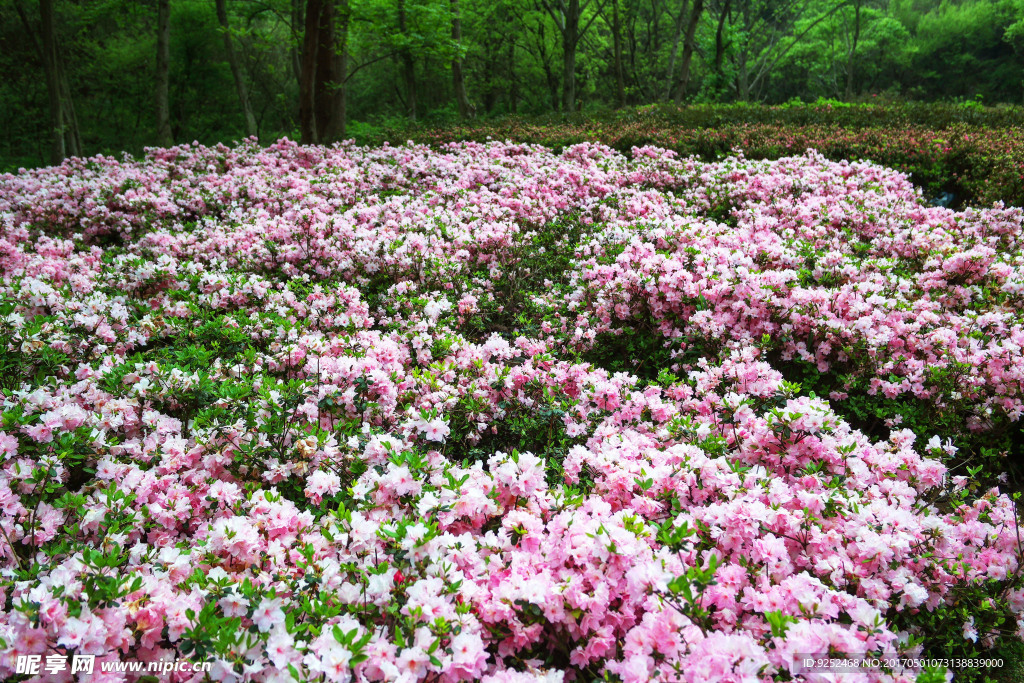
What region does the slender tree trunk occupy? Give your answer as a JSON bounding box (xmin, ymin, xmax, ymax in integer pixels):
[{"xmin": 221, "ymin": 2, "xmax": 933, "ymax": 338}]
[
  {"xmin": 313, "ymin": 0, "xmax": 335, "ymax": 135},
  {"xmin": 845, "ymin": 0, "xmax": 861, "ymax": 100},
  {"xmin": 13, "ymin": 1, "xmax": 41, "ymax": 59},
  {"xmin": 544, "ymin": 64, "xmax": 559, "ymax": 109},
  {"xmin": 291, "ymin": 0, "xmax": 303, "ymax": 84},
  {"xmin": 402, "ymin": 55, "xmax": 416, "ymax": 121},
  {"xmin": 216, "ymin": 0, "xmax": 258, "ymax": 138},
  {"xmin": 38, "ymin": 0, "xmax": 65, "ymax": 163},
  {"xmin": 674, "ymin": 0, "xmax": 703, "ymax": 103},
  {"xmin": 714, "ymin": 0, "xmax": 729, "ymax": 75},
  {"xmin": 536, "ymin": 23, "xmax": 560, "ymax": 110},
  {"xmin": 625, "ymin": 8, "xmax": 641, "ymax": 98},
  {"xmin": 562, "ymin": 40, "xmax": 576, "ymax": 112},
  {"xmin": 57, "ymin": 56, "xmax": 81, "ymax": 156},
  {"xmin": 450, "ymin": 0, "xmax": 473, "ymax": 118},
  {"xmin": 333, "ymin": 50, "xmax": 348, "ymax": 139},
  {"xmin": 737, "ymin": 54, "xmax": 749, "ymax": 100},
  {"xmin": 299, "ymin": 0, "xmax": 322, "ymax": 143},
  {"xmin": 155, "ymin": 0, "xmax": 173, "ymax": 146},
  {"xmin": 562, "ymin": 0, "xmax": 579, "ymax": 112},
  {"xmin": 508, "ymin": 40, "xmax": 518, "ymax": 114},
  {"xmin": 31, "ymin": 0, "xmax": 81, "ymax": 158},
  {"xmin": 481, "ymin": 43, "xmax": 494, "ymax": 113},
  {"xmin": 611, "ymin": 0, "xmax": 625, "ymax": 107},
  {"xmin": 323, "ymin": 0, "xmax": 349, "ymax": 140},
  {"xmin": 665, "ymin": 0, "xmax": 689, "ymax": 101},
  {"xmin": 735, "ymin": 1, "xmax": 749, "ymax": 100},
  {"xmin": 398, "ymin": 0, "xmax": 416, "ymax": 121},
  {"xmin": 650, "ymin": 0, "xmax": 661, "ymax": 58},
  {"xmin": 831, "ymin": 23, "xmax": 838, "ymax": 97}
]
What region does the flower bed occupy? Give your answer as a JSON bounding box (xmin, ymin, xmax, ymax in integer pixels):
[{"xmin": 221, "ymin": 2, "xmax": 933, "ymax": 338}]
[
  {"xmin": 363, "ymin": 107, "xmax": 1024, "ymax": 209},
  {"xmin": 1, "ymin": 139, "xmax": 1023, "ymax": 682}
]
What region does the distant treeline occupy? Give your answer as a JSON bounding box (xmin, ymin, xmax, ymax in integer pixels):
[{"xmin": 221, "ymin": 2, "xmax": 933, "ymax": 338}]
[{"xmin": 2, "ymin": 0, "xmax": 1023, "ymax": 169}]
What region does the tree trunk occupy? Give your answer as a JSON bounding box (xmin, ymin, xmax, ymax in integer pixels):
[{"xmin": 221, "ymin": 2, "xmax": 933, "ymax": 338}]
[
  {"xmin": 214, "ymin": 0, "xmax": 256, "ymax": 137},
  {"xmin": 291, "ymin": 0, "xmax": 303, "ymax": 84},
  {"xmin": 30, "ymin": 0, "xmax": 82, "ymax": 158},
  {"xmin": 625, "ymin": 7, "xmax": 641, "ymax": 98},
  {"xmin": 38, "ymin": 0, "xmax": 65, "ymax": 163},
  {"xmin": 650, "ymin": 0, "xmax": 662, "ymax": 59},
  {"xmin": 481, "ymin": 43, "xmax": 495, "ymax": 113},
  {"xmin": 735, "ymin": 0, "xmax": 749, "ymax": 100},
  {"xmin": 674, "ymin": 0, "xmax": 703, "ymax": 103},
  {"xmin": 562, "ymin": 0, "xmax": 579, "ymax": 112},
  {"xmin": 714, "ymin": 0, "xmax": 730, "ymax": 75},
  {"xmin": 401, "ymin": 56, "xmax": 416, "ymax": 121},
  {"xmin": 13, "ymin": 1, "xmax": 41, "ymax": 59},
  {"xmin": 665, "ymin": 0, "xmax": 689, "ymax": 101},
  {"xmin": 536, "ymin": 23, "xmax": 560, "ymax": 110},
  {"xmin": 611, "ymin": 0, "xmax": 625, "ymax": 107},
  {"xmin": 544, "ymin": 63, "xmax": 559, "ymax": 110},
  {"xmin": 737, "ymin": 53, "xmax": 749, "ymax": 100},
  {"xmin": 323, "ymin": 0, "xmax": 349, "ymax": 141},
  {"xmin": 56, "ymin": 53, "xmax": 81, "ymax": 156},
  {"xmin": 313, "ymin": 0, "xmax": 335, "ymax": 136},
  {"xmin": 508, "ymin": 40, "xmax": 518, "ymax": 114},
  {"xmin": 215, "ymin": 0, "xmax": 258, "ymax": 138},
  {"xmin": 845, "ymin": 0, "xmax": 861, "ymax": 100},
  {"xmin": 398, "ymin": 0, "xmax": 416, "ymax": 121},
  {"xmin": 831, "ymin": 22, "xmax": 838, "ymax": 98},
  {"xmin": 450, "ymin": 0, "xmax": 473, "ymax": 118},
  {"xmin": 155, "ymin": 0, "xmax": 173, "ymax": 146},
  {"xmin": 299, "ymin": 0, "xmax": 322, "ymax": 143}
]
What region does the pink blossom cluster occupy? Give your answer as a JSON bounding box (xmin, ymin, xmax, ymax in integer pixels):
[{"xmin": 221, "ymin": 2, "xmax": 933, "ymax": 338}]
[
  {"xmin": 0, "ymin": 139, "xmax": 1022, "ymax": 682},
  {"xmin": 564, "ymin": 148, "xmax": 1024, "ymax": 427}
]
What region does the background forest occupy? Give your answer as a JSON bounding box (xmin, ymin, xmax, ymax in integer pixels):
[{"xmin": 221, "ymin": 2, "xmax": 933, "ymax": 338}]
[{"xmin": 2, "ymin": 0, "xmax": 1024, "ymax": 169}]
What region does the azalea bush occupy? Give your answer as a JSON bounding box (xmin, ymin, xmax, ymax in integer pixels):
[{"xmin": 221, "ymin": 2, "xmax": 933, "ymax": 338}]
[
  {"xmin": 360, "ymin": 105, "xmax": 1024, "ymax": 209},
  {"xmin": 1, "ymin": 138, "xmax": 1024, "ymax": 682}
]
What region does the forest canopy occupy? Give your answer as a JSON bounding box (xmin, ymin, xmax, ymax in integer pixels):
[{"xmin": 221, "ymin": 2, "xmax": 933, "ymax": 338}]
[{"xmin": 2, "ymin": 0, "xmax": 1023, "ymax": 169}]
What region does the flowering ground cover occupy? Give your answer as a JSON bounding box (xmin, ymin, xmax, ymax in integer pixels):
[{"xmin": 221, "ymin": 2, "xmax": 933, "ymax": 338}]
[
  {"xmin": 361, "ymin": 105, "xmax": 1024, "ymax": 210},
  {"xmin": 2, "ymin": 138, "xmax": 1024, "ymax": 682}
]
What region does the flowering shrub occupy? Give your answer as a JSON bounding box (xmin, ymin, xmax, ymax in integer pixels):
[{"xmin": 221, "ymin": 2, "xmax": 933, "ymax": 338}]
[
  {"xmin": 363, "ymin": 105, "xmax": 1024, "ymax": 208},
  {"xmin": 1, "ymin": 138, "xmax": 1023, "ymax": 682}
]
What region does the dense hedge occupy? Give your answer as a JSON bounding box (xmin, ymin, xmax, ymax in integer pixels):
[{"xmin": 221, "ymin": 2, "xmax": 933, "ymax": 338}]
[
  {"xmin": 359, "ymin": 103, "xmax": 1024, "ymax": 208},
  {"xmin": 537, "ymin": 101, "xmax": 1024, "ymax": 129}
]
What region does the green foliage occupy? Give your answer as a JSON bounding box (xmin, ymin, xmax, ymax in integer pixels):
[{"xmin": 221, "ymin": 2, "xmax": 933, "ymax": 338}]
[
  {"xmin": 896, "ymin": 575, "xmax": 1024, "ymax": 683},
  {"xmin": 4, "ymin": 0, "xmax": 1024, "ymax": 168},
  {"xmin": 582, "ymin": 326, "xmax": 678, "ymax": 382},
  {"xmin": 770, "ymin": 355, "xmax": 1024, "ymax": 496}
]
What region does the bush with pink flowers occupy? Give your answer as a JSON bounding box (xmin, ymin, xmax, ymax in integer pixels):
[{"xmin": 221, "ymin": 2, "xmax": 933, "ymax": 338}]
[
  {"xmin": 1, "ymin": 138, "xmax": 1023, "ymax": 682},
  {"xmin": 364, "ymin": 106, "xmax": 1024, "ymax": 209}
]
